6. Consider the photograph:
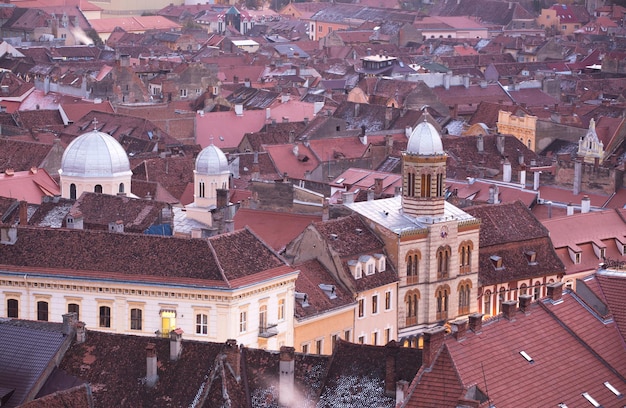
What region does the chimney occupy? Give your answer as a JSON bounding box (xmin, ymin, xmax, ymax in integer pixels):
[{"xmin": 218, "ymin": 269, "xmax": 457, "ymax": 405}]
[
  {"xmin": 367, "ymin": 189, "xmax": 375, "ymax": 201},
  {"xmin": 546, "ymin": 282, "xmax": 563, "ymax": 302},
  {"xmin": 19, "ymin": 200, "xmax": 27, "ymax": 225},
  {"xmin": 62, "ymin": 312, "xmax": 77, "ymax": 336},
  {"xmin": 224, "ymin": 219, "xmax": 235, "ymax": 233},
  {"xmin": 384, "ymin": 342, "xmax": 399, "ymax": 397},
  {"xmin": 405, "ymin": 126, "xmax": 412, "ymax": 138},
  {"xmin": 354, "ymin": 103, "xmax": 360, "ymax": 117},
  {"xmin": 216, "ymin": 188, "xmax": 229, "ymax": 208},
  {"xmin": 501, "ymin": 300, "xmax": 517, "ymax": 320},
  {"xmin": 476, "ymin": 134, "xmax": 484, "ymax": 152},
  {"xmin": 396, "ymin": 380, "xmax": 409, "ymax": 407},
  {"xmin": 533, "ymin": 170, "xmax": 540, "ymax": 191},
  {"xmin": 496, "ymin": 135, "xmax": 505, "ymax": 155},
  {"xmin": 488, "ymin": 184, "xmax": 499, "ymax": 204},
  {"xmin": 108, "ymin": 220, "xmax": 124, "ymax": 233},
  {"xmin": 573, "ymin": 160, "xmax": 582, "ymax": 195},
  {"xmin": 451, "ymin": 319, "xmax": 468, "ymax": 341},
  {"xmin": 519, "ymin": 164, "xmax": 526, "ymax": 188},
  {"xmin": 224, "ymin": 339, "xmax": 240, "ymax": 379},
  {"xmin": 581, "ymin": 195, "xmax": 590, "ymax": 214},
  {"xmin": 170, "ymin": 328, "xmax": 183, "ymax": 361},
  {"xmin": 359, "ymin": 125, "xmax": 367, "ymax": 145},
  {"xmin": 468, "ymin": 313, "xmax": 483, "ymax": 334},
  {"xmin": 145, "ymin": 343, "xmax": 158, "ymax": 387},
  {"xmin": 279, "ymin": 346, "xmax": 295, "ymax": 406},
  {"xmin": 518, "ymin": 152, "xmax": 524, "ymax": 165},
  {"xmin": 518, "ymin": 294, "xmax": 532, "ymax": 314},
  {"xmin": 502, "ymin": 158, "xmax": 512, "ymax": 183},
  {"xmin": 443, "ymin": 71, "xmax": 451, "ymax": 90},
  {"xmin": 322, "ymin": 197, "xmax": 330, "ymax": 221},
  {"xmin": 75, "ymin": 321, "xmax": 86, "ymax": 343},
  {"xmin": 341, "ymin": 192, "xmax": 354, "ymax": 204},
  {"xmin": 292, "ymin": 143, "xmax": 299, "ymax": 157},
  {"xmin": 422, "ymin": 326, "xmax": 446, "ymax": 370},
  {"xmin": 251, "ymin": 152, "xmax": 260, "ymax": 181},
  {"xmin": 374, "ymin": 178, "xmax": 383, "ymax": 196},
  {"xmin": 567, "ymin": 202, "xmax": 574, "ymax": 216},
  {"xmin": 385, "ymin": 106, "xmax": 393, "ymax": 128},
  {"xmin": 386, "ymin": 134, "xmax": 393, "ymax": 155},
  {"xmin": 235, "ymin": 104, "xmax": 243, "ymax": 116},
  {"xmin": 394, "ymin": 186, "xmax": 402, "ymax": 197},
  {"xmin": 463, "ymin": 74, "xmax": 470, "ymax": 89}
]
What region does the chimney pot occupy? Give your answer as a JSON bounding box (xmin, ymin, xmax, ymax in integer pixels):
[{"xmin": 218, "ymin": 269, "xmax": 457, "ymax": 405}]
[
  {"xmin": 501, "ymin": 300, "xmax": 517, "ymax": 320},
  {"xmin": 450, "ymin": 319, "xmax": 468, "ymax": 341},
  {"xmin": 225, "ymin": 339, "xmax": 241, "ymax": 379},
  {"xmin": 170, "ymin": 328, "xmax": 183, "ymax": 361},
  {"xmin": 422, "ymin": 326, "xmax": 446, "ymax": 369},
  {"xmin": 468, "ymin": 313, "xmax": 483, "ymax": 333},
  {"xmin": 518, "ymin": 294, "xmax": 532, "ymax": 313},
  {"xmin": 279, "ymin": 346, "xmax": 295, "ymax": 406},
  {"xmin": 145, "ymin": 343, "xmax": 158, "ymax": 387},
  {"xmin": 546, "ymin": 282, "xmax": 563, "ymax": 302}
]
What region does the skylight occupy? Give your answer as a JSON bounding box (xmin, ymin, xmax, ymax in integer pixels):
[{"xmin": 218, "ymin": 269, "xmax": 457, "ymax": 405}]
[
  {"xmin": 519, "ymin": 351, "xmax": 534, "ymax": 364},
  {"xmin": 582, "ymin": 392, "xmax": 601, "ymax": 407},
  {"xmin": 604, "ymin": 381, "xmax": 622, "ymax": 398},
  {"xmin": 558, "ymin": 404, "xmax": 568, "ymax": 408}
]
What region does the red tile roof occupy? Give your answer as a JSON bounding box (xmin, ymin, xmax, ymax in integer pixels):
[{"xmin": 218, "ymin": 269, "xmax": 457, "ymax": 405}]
[{"xmin": 0, "ymin": 168, "xmax": 60, "ymax": 203}]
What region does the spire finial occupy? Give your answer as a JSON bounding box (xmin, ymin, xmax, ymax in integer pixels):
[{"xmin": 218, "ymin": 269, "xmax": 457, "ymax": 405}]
[{"xmin": 92, "ymin": 117, "xmax": 98, "ymax": 131}]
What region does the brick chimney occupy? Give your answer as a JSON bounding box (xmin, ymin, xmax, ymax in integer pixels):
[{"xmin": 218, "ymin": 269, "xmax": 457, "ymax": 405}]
[
  {"xmin": 322, "ymin": 197, "xmax": 329, "ymax": 221},
  {"xmin": 75, "ymin": 321, "xmax": 86, "ymax": 344},
  {"xmin": 224, "ymin": 339, "xmax": 240, "ymax": 379},
  {"xmin": 216, "ymin": 188, "xmax": 229, "ymax": 208},
  {"xmin": 279, "ymin": 346, "xmax": 295, "ymax": 406},
  {"xmin": 170, "ymin": 328, "xmax": 183, "ymax": 361},
  {"xmin": 19, "ymin": 200, "xmax": 27, "ymax": 225},
  {"xmin": 374, "ymin": 178, "xmax": 383, "ymax": 196},
  {"xmin": 62, "ymin": 312, "xmax": 78, "ymax": 336},
  {"xmin": 546, "ymin": 282, "xmax": 563, "ymax": 302},
  {"xmin": 384, "ymin": 341, "xmax": 399, "ymax": 397},
  {"xmin": 468, "ymin": 313, "xmax": 483, "ymax": 334},
  {"xmin": 518, "ymin": 294, "xmax": 532, "ymax": 314},
  {"xmin": 501, "ymin": 300, "xmax": 517, "ymax": 320},
  {"xmin": 450, "ymin": 319, "xmax": 468, "ymax": 341},
  {"xmin": 145, "ymin": 343, "xmax": 158, "ymax": 387},
  {"xmin": 422, "ymin": 326, "xmax": 446, "ymax": 370}
]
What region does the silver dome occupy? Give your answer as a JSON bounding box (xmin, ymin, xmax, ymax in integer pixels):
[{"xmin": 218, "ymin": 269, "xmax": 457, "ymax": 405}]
[
  {"xmin": 407, "ymin": 120, "xmax": 444, "ymax": 155},
  {"xmin": 61, "ymin": 130, "xmax": 131, "ymax": 177},
  {"xmin": 196, "ymin": 144, "xmax": 229, "ymax": 175}
]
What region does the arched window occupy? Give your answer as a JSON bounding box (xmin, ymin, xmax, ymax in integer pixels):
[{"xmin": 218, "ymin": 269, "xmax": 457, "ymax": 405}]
[
  {"xmin": 420, "ymin": 174, "xmax": 432, "ymax": 197},
  {"xmin": 407, "ymin": 172, "xmax": 415, "ymax": 197},
  {"xmin": 94, "ymin": 184, "xmax": 103, "ymax": 194},
  {"xmin": 37, "ymin": 301, "xmax": 48, "ymax": 321},
  {"xmin": 483, "ymin": 290, "xmax": 492, "ymax": 315},
  {"xmin": 533, "ymin": 282, "xmax": 541, "ymax": 300},
  {"xmin": 99, "ymin": 306, "xmax": 111, "ymax": 327},
  {"xmin": 498, "ymin": 287, "xmax": 507, "ymax": 312},
  {"xmin": 68, "ymin": 303, "xmax": 80, "ymax": 320},
  {"xmin": 459, "ymin": 241, "xmax": 473, "ymax": 273},
  {"xmin": 118, "ymin": 183, "xmax": 124, "ymax": 193},
  {"xmin": 7, "ymin": 299, "xmax": 18, "ymax": 318},
  {"xmin": 199, "ymin": 181, "xmax": 206, "ymax": 198},
  {"xmin": 436, "ymin": 173, "xmax": 444, "ymax": 197},
  {"xmin": 406, "ymin": 250, "xmax": 420, "ymax": 285},
  {"xmin": 405, "ymin": 290, "xmax": 420, "ymax": 326},
  {"xmin": 437, "ymin": 246, "xmax": 451, "ymax": 279},
  {"xmin": 436, "ymin": 286, "xmax": 449, "ymax": 320},
  {"xmin": 458, "ymin": 281, "xmax": 471, "ymax": 315},
  {"xmin": 70, "ymin": 183, "xmax": 77, "ymax": 200},
  {"xmin": 520, "ymin": 283, "xmax": 528, "ymax": 295}
]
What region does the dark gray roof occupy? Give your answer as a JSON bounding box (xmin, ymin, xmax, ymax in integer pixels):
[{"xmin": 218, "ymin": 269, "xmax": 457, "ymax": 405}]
[{"xmin": 0, "ymin": 319, "xmax": 67, "ymax": 408}]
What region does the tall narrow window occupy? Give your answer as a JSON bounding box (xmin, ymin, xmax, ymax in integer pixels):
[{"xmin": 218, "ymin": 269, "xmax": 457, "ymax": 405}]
[
  {"xmin": 196, "ymin": 313, "xmax": 208, "ymax": 335},
  {"xmin": 407, "ymin": 172, "xmax": 415, "ymax": 197},
  {"xmin": 436, "ymin": 173, "xmax": 444, "ymax": 196},
  {"xmin": 533, "ymin": 282, "xmax": 541, "ymax": 300},
  {"xmin": 130, "ymin": 308, "xmax": 142, "ymax": 330},
  {"xmin": 7, "ymin": 299, "xmax": 18, "ymax": 318},
  {"xmin": 458, "ymin": 282, "xmax": 471, "ymax": 315},
  {"xmin": 68, "ymin": 303, "xmax": 80, "ymax": 320},
  {"xmin": 406, "ymin": 251, "xmax": 420, "ymax": 284},
  {"xmin": 405, "ymin": 290, "xmax": 419, "ymax": 326},
  {"xmin": 119, "ymin": 183, "xmax": 125, "ymax": 193},
  {"xmin": 385, "ymin": 291, "xmax": 392, "ymax": 310},
  {"xmin": 421, "ymin": 174, "xmax": 432, "ymax": 197},
  {"xmin": 70, "ymin": 183, "xmax": 77, "ymax": 200},
  {"xmin": 358, "ymin": 298, "xmax": 365, "ymax": 318},
  {"xmin": 37, "ymin": 301, "xmax": 48, "ymax": 321},
  {"xmin": 99, "ymin": 306, "xmax": 111, "ymax": 327},
  {"xmin": 372, "ymin": 295, "xmax": 378, "ymax": 314},
  {"xmin": 259, "ymin": 305, "xmax": 267, "ymax": 331},
  {"xmin": 316, "ymin": 339, "xmax": 323, "ymax": 354},
  {"xmin": 94, "ymin": 184, "xmax": 103, "ymax": 194},
  {"xmin": 484, "ymin": 290, "xmax": 492, "ymax": 315},
  {"xmin": 436, "ymin": 287, "xmax": 449, "ymax": 320},
  {"xmin": 437, "ymin": 246, "xmax": 451, "ymax": 279},
  {"xmin": 277, "ymin": 298, "xmax": 285, "ymax": 321},
  {"xmin": 199, "ymin": 181, "xmax": 205, "ymax": 198},
  {"xmin": 239, "ymin": 311, "xmax": 247, "ymax": 332},
  {"xmin": 520, "ymin": 283, "xmax": 528, "ymax": 295}
]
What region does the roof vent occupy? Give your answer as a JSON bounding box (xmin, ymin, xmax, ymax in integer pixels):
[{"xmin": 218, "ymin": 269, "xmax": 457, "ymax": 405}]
[
  {"xmin": 604, "ymin": 381, "xmax": 622, "ymax": 398},
  {"xmin": 295, "ymin": 292, "xmax": 309, "ymax": 307},
  {"xmin": 319, "ymin": 284, "xmax": 336, "ymax": 299},
  {"xmin": 582, "ymin": 392, "xmax": 601, "ymax": 407},
  {"xmin": 355, "ymin": 228, "xmax": 363, "ymax": 235},
  {"xmin": 519, "ymin": 350, "xmax": 534, "ymax": 364},
  {"xmin": 329, "ymin": 233, "xmax": 338, "ymax": 240}
]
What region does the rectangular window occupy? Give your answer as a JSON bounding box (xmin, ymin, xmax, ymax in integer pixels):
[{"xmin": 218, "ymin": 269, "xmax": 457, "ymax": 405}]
[
  {"xmin": 385, "ymin": 328, "xmax": 391, "ymax": 344},
  {"xmin": 318, "ymin": 25, "xmax": 322, "ymax": 32},
  {"xmin": 130, "ymin": 308, "xmax": 142, "ymax": 330},
  {"xmin": 331, "ymin": 334, "xmax": 338, "ymax": 352},
  {"xmin": 37, "ymin": 301, "xmax": 49, "ymax": 321},
  {"xmin": 196, "ymin": 313, "xmax": 208, "ymax": 335},
  {"xmin": 358, "ymin": 335, "xmax": 365, "ymax": 344},
  {"xmin": 7, "ymin": 299, "xmax": 18, "ymax": 318},
  {"xmin": 302, "ymin": 343, "xmax": 309, "ymax": 354},
  {"xmin": 358, "ymin": 298, "xmax": 365, "ymax": 318},
  {"xmin": 385, "ymin": 291, "xmax": 391, "ymax": 310},
  {"xmin": 68, "ymin": 303, "xmax": 80, "ymax": 320},
  {"xmin": 278, "ymin": 298, "xmax": 285, "ymax": 321},
  {"xmin": 99, "ymin": 305, "xmax": 111, "ymax": 327},
  {"xmin": 344, "ymin": 330, "xmax": 351, "ymax": 341},
  {"xmin": 180, "ymin": 89, "xmax": 188, "ymax": 97},
  {"xmin": 316, "ymin": 339, "xmax": 323, "ymax": 354},
  {"xmin": 371, "ymin": 331, "xmax": 378, "ymax": 346},
  {"xmin": 239, "ymin": 311, "xmax": 247, "ymax": 333},
  {"xmin": 367, "ymin": 264, "xmax": 374, "ymax": 275},
  {"xmin": 372, "ymin": 295, "xmax": 378, "ymax": 314}
]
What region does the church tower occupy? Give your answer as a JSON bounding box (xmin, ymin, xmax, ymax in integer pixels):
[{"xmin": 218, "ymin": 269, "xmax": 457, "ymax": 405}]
[{"xmin": 402, "ymin": 116, "xmax": 447, "ymax": 218}]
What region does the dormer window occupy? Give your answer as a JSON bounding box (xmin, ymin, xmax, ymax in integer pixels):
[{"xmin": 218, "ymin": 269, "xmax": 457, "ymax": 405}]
[
  {"xmin": 490, "ymin": 255, "xmax": 504, "ymax": 269},
  {"xmin": 575, "ymin": 253, "xmax": 581, "ymax": 264},
  {"xmin": 524, "ymin": 251, "xmax": 537, "ymax": 265},
  {"xmin": 359, "ymin": 255, "xmax": 373, "ymax": 276},
  {"xmin": 374, "ymin": 254, "xmax": 386, "ymax": 272}
]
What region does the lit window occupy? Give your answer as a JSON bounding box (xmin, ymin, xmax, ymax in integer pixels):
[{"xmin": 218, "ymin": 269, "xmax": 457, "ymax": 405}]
[{"xmin": 278, "ymin": 298, "xmax": 285, "ymax": 320}]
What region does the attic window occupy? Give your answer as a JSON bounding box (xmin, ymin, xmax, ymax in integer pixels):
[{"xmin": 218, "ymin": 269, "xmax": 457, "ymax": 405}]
[
  {"xmin": 319, "ymin": 284, "xmax": 336, "ymax": 300},
  {"xmin": 604, "ymin": 381, "xmax": 623, "ymax": 398},
  {"xmin": 582, "ymin": 392, "xmax": 601, "ymax": 407},
  {"xmin": 525, "ymin": 251, "xmax": 537, "ymax": 265},
  {"xmin": 329, "ymin": 233, "xmax": 338, "ymax": 240},
  {"xmin": 519, "ymin": 350, "xmax": 534, "ymax": 364},
  {"xmin": 490, "ymin": 255, "xmax": 503, "ymax": 269},
  {"xmin": 295, "ymin": 292, "xmax": 309, "ymax": 307}
]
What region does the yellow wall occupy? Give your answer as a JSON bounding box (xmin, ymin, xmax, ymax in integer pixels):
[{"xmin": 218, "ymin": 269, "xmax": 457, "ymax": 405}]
[
  {"xmin": 497, "ymin": 110, "xmax": 538, "ymax": 151},
  {"xmin": 294, "ymin": 307, "xmax": 354, "ymax": 355}
]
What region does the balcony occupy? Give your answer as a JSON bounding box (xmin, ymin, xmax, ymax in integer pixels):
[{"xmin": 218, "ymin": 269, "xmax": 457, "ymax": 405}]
[{"xmin": 258, "ymin": 323, "xmax": 278, "ymax": 338}]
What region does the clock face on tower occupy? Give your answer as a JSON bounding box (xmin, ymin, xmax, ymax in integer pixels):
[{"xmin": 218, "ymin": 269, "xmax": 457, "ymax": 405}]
[{"xmin": 440, "ymin": 226, "xmax": 449, "ymax": 239}]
